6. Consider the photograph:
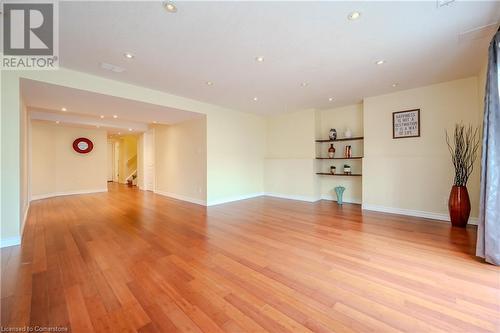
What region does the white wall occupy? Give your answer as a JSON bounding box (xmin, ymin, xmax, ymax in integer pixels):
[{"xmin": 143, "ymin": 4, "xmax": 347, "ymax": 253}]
[
  {"xmin": 264, "ymin": 109, "xmax": 318, "ymax": 201},
  {"xmin": 155, "ymin": 117, "xmax": 207, "ymax": 205},
  {"xmin": 30, "ymin": 120, "xmax": 108, "ymax": 199},
  {"xmin": 363, "ymin": 77, "xmax": 481, "ymax": 221}
]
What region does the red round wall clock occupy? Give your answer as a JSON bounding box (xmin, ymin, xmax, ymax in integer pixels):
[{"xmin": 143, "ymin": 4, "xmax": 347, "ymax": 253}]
[{"xmin": 73, "ymin": 137, "xmax": 94, "ymax": 154}]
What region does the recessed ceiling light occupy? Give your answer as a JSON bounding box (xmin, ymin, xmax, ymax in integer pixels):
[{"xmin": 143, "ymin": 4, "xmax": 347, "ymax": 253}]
[
  {"xmin": 118, "ymin": 132, "xmax": 121, "ymax": 135},
  {"xmin": 163, "ymin": 1, "xmax": 177, "ymax": 13},
  {"xmin": 255, "ymin": 56, "xmax": 264, "ymax": 62},
  {"xmin": 375, "ymin": 60, "xmax": 386, "ymax": 65},
  {"xmin": 301, "ymin": 82, "xmax": 308, "ymax": 87},
  {"xmin": 128, "ymin": 128, "xmax": 133, "ymax": 131},
  {"xmin": 61, "ymin": 107, "xmax": 67, "ymax": 112},
  {"xmin": 348, "ymin": 11, "xmax": 361, "ymax": 20},
  {"xmin": 100, "ymin": 115, "xmax": 104, "ymax": 119},
  {"xmin": 328, "ymin": 97, "xmax": 334, "ymax": 102},
  {"xmin": 113, "ymin": 115, "xmax": 118, "ymax": 119},
  {"xmin": 253, "ymin": 97, "xmax": 258, "ymax": 101},
  {"xmin": 153, "ymin": 121, "xmax": 157, "ymax": 124},
  {"xmin": 124, "ymin": 52, "xmax": 134, "ymax": 59},
  {"xmin": 206, "ymin": 81, "xmax": 213, "ymax": 86},
  {"xmin": 392, "ymin": 83, "xmax": 399, "ymax": 87},
  {"xmin": 55, "ymin": 121, "xmax": 60, "ymax": 124}
]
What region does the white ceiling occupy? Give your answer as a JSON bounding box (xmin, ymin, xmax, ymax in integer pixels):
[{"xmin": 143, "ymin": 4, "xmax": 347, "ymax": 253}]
[
  {"xmin": 59, "ymin": 1, "xmax": 499, "ymax": 115},
  {"xmin": 21, "ymin": 79, "xmax": 203, "ymax": 132}
]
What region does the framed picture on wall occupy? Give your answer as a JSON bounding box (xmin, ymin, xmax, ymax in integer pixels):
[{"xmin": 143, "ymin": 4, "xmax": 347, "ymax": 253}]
[{"xmin": 392, "ymin": 109, "xmax": 420, "ymax": 139}]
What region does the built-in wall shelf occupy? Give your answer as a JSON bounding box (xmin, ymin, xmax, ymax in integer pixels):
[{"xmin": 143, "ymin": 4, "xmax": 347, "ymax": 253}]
[
  {"xmin": 315, "ymin": 157, "xmax": 363, "ymax": 160},
  {"xmin": 316, "ymin": 173, "xmax": 362, "ymax": 177},
  {"xmin": 315, "ymin": 137, "xmax": 364, "ymax": 143}
]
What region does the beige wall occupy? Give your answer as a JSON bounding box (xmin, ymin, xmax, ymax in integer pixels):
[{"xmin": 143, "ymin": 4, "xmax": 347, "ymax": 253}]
[
  {"xmin": 316, "ymin": 104, "xmax": 364, "ymax": 203},
  {"xmin": 31, "ymin": 120, "xmax": 108, "ymax": 199},
  {"xmin": 155, "ymin": 117, "xmax": 207, "ymax": 204},
  {"xmin": 264, "ymin": 109, "xmax": 318, "ymax": 200},
  {"xmin": 363, "ymin": 77, "xmax": 481, "ymax": 221},
  {"xmin": 207, "ymin": 110, "xmax": 265, "ymax": 205}
]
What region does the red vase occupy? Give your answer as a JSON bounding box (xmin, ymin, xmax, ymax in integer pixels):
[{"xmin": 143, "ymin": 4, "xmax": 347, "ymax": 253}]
[{"xmin": 448, "ymin": 186, "xmax": 471, "ymax": 228}]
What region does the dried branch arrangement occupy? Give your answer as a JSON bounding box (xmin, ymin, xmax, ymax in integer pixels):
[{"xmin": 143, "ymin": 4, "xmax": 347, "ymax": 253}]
[{"xmin": 445, "ymin": 124, "xmax": 480, "ymax": 186}]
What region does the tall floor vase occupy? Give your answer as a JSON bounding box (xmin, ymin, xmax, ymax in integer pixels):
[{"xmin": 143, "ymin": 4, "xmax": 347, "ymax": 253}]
[{"xmin": 448, "ymin": 185, "xmax": 471, "ymax": 228}]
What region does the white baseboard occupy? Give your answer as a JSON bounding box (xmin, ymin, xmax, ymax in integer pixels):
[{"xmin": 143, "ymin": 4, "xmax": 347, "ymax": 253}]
[
  {"xmin": 155, "ymin": 190, "xmax": 206, "ymax": 206},
  {"xmin": 264, "ymin": 192, "xmax": 319, "ymax": 202},
  {"xmin": 0, "ymin": 236, "xmax": 21, "ymax": 248},
  {"xmin": 362, "ymin": 203, "xmax": 478, "ymax": 225},
  {"xmin": 31, "ymin": 188, "xmax": 108, "ymax": 201},
  {"xmin": 206, "ymin": 192, "xmax": 264, "ymax": 206}
]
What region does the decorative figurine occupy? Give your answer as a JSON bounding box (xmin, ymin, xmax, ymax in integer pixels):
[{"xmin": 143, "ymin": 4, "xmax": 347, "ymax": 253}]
[
  {"xmin": 330, "ymin": 166, "xmax": 336, "ymax": 174},
  {"xmin": 328, "ymin": 144, "xmax": 335, "ymax": 158},
  {"xmin": 329, "ymin": 128, "xmax": 337, "ymax": 141}
]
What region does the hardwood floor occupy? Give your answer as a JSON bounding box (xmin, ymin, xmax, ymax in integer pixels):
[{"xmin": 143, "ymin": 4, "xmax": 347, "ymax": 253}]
[{"xmin": 1, "ymin": 183, "xmax": 499, "ymax": 333}]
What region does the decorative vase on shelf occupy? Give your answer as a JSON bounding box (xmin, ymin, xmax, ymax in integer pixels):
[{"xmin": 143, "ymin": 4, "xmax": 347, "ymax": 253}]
[
  {"xmin": 329, "ymin": 128, "xmax": 337, "ymax": 141},
  {"xmin": 328, "ymin": 144, "xmax": 335, "ymax": 158},
  {"xmin": 343, "ymin": 164, "xmax": 351, "ymax": 174},
  {"xmin": 334, "ymin": 186, "xmax": 345, "ymax": 205},
  {"xmin": 344, "ymin": 128, "xmax": 352, "ymax": 138},
  {"xmin": 448, "ymin": 186, "xmax": 471, "ymax": 228},
  {"xmin": 330, "ymin": 166, "xmax": 336, "ymax": 174}
]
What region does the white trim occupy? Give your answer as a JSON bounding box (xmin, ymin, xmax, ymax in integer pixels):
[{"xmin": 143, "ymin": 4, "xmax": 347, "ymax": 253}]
[
  {"xmin": 20, "ymin": 202, "xmax": 30, "ymax": 238},
  {"xmin": 155, "ymin": 190, "xmax": 206, "ymax": 206},
  {"xmin": 264, "ymin": 192, "xmax": 319, "ymax": 203},
  {"xmin": 362, "ymin": 203, "xmax": 478, "ymax": 225},
  {"xmin": 1, "ymin": 236, "xmax": 21, "ymax": 248},
  {"xmin": 31, "ymin": 188, "xmax": 108, "ymax": 201},
  {"xmin": 206, "ymin": 192, "xmax": 264, "ymax": 206}
]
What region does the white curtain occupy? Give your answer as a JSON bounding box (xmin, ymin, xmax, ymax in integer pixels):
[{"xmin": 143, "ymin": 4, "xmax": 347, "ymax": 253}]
[{"xmin": 476, "ymin": 30, "xmax": 500, "ymax": 266}]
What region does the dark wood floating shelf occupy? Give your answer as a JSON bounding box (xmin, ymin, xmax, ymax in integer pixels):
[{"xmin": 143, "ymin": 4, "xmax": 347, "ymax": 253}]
[
  {"xmin": 316, "ymin": 157, "xmax": 363, "ymax": 160},
  {"xmin": 316, "ymin": 173, "xmax": 362, "ymax": 177},
  {"xmin": 315, "ymin": 137, "xmax": 364, "ymax": 143}
]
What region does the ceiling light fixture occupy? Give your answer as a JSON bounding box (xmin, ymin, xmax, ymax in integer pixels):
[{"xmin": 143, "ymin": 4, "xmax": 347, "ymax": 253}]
[
  {"xmin": 348, "ymin": 11, "xmax": 361, "ymax": 20},
  {"xmin": 124, "ymin": 52, "xmax": 134, "ymax": 59},
  {"xmin": 100, "ymin": 115, "xmax": 104, "ymax": 119},
  {"xmin": 55, "ymin": 121, "xmax": 60, "ymax": 124},
  {"xmin": 328, "ymin": 97, "xmax": 334, "ymax": 102},
  {"xmin": 153, "ymin": 121, "xmax": 157, "ymax": 124},
  {"xmin": 253, "ymin": 97, "xmax": 258, "ymax": 101},
  {"xmin": 255, "ymin": 56, "xmax": 264, "ymax": 62},
  {"xmin": 301, "ymin": 82, "xmax": 308, "ymax": 87},
  {"xmin": 392, "ymin": 83, "xmax": 399, "ymax": 87},
  {"xmin": 163, "ymin": 1, "xmax": 177, "ymax": 13},
  {"xmin": 118, "ymin": 132, "xmax": 121, "ymax": 135},
  {"xmin": 113, "ymin": 115, "xmax": 118, "ymax": 119},
  {"xmin": 128, "ymin": 128, "xmax": 133, "ymax": 131},
  {"xmin": 61, "ymin": 107, "xmax": 67, "ymax": 112},
  {"xmin": 206, "ymin": 81, "xmax": 213, "ymax": 86},
  {"xmin": 375, "ymin": 60, "xmax": 386, "ymax": 65}
]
